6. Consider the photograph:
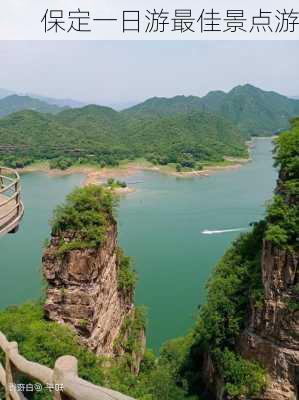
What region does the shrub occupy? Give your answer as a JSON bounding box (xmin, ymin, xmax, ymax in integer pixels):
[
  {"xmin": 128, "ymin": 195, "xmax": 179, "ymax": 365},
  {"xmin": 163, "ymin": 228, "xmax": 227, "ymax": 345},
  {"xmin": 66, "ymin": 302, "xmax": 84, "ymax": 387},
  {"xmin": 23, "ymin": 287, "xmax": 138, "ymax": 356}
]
[
  {"xmin": 265, "ymin": 224, "xmax": 288, "ymax": 247},
  {"xmin": 178, "ymin": 153, "xmax": 196, "ymax": 169},
  {"xmin": 51, "ymin": 185, "xmax": 116, "ymax": 252},
  {"xmin": 217, "ymin": 349, "xmax": 266, "ymax": 398},
  {"xmin": 117, "ymin": 248, "xmax": 137, "ymax": 293},
  {"xmin": 49, "ymin": 157, "xmax": 73, "ymax": 170},
  {"xmin": 267, "ymin": 121, "xmax": 299, "ymax": 251},
  {"xmin": 0, "ymin": 303, "xmax": 105, "ymax": 391},
  {"xmin": 106, "ymin": 178, "xmax": 127, "ymax": 189}
]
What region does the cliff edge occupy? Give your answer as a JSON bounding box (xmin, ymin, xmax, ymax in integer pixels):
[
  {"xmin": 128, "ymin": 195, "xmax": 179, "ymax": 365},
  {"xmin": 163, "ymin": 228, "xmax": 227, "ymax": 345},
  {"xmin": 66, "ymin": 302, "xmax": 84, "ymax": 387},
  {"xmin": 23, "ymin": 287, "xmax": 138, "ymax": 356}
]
[
  {"xmin": 42, "ymin": 185, "xmax": 145, "ymax": 371},
  {"xmin": 239, "ymin": 127, "xmax": 299, "ymax": 399}
]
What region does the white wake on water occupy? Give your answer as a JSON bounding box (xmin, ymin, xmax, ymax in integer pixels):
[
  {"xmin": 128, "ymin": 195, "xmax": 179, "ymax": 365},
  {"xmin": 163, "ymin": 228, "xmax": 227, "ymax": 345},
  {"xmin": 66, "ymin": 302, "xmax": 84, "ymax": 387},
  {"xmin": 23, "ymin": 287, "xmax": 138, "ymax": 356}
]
[{"xmin": 201, "ymin": 228, "xmax": 248, "ymax": 235}]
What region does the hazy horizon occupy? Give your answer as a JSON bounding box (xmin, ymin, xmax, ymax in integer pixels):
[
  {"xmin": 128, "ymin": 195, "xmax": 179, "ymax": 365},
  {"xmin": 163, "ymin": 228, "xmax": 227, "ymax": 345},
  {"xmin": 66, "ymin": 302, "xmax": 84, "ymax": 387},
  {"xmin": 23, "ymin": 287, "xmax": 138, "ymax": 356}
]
[{"xmin": 0, "ymin": 41, "xmax": 298, "ymax": 108}]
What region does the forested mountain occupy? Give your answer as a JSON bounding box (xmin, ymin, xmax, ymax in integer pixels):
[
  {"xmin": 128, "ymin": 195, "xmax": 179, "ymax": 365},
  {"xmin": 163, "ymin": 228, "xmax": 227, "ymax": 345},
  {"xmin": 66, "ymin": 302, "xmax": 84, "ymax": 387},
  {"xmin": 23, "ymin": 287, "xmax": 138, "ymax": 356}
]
[
  {"xmin": 1, "ymin": 86, "xmax": 298, "ymax": 137},
  {"xmin": 0, "ymin": 95, "xmax": 65, "ymax": 117},
  {"xmin": 1, "ymin": 85, "xmax": 298, "ymax": 170},
  {"xmin": 123, "ymin": 95, "xmax": 203, "ymax": 116},
  {"xmin": 125, "ymin": 85, "xmax": 299, "ymax": 137},
  {"xmin": 0, "ymin": 106, "xmax": 247, "ymax": 169}
]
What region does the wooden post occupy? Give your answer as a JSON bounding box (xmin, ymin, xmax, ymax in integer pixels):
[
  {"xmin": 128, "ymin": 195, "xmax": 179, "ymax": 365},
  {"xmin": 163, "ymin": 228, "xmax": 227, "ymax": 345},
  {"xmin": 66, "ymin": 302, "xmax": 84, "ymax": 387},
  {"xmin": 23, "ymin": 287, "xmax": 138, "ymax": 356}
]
[
  {"xmin": 5, "ymin": 342, "xmax": 18, "ymax": 400},
  {"xmin": 53, "ymin": 356, "xmax": 78, "ymax": 400},
  {"xmin": 0, "ymin": 168, "xmax": 3, "ymax": 189},
  {"xmin": 16, "ymin": 193, "xmax": 20, "ymax": 216}
]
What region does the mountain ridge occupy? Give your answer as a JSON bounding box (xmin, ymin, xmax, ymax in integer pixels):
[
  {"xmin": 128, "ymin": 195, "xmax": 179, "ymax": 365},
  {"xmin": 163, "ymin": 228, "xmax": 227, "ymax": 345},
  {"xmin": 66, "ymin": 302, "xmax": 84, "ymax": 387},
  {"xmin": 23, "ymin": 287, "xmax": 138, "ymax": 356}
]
[
  {"xmin": 124, "ymin": 84, "xmax": 299, "ymax": 137},
  {"xmin": 0, "ymin": 95, "xmax": 65, "ymax": 117},
  {"xmin": 1, "ymin": 85, "xmax": 299, "ymax": 137}
]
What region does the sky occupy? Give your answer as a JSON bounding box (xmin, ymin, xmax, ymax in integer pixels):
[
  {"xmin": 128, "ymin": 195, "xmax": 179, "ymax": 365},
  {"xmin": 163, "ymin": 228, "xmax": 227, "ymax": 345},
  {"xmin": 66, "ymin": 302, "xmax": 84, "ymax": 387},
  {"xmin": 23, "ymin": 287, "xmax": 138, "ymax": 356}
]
[{"xmin": 0, "ymin": 40, "xmax": 298, "ymax": 108}]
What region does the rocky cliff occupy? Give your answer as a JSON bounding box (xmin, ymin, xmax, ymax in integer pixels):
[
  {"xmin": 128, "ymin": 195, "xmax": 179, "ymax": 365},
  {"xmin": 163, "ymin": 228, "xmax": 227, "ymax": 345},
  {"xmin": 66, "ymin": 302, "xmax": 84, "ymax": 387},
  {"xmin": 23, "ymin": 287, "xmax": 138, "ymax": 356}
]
[
  {"xmin": 239, "ymin": 175, "xmax": 299, "ymax": 399},
  {"xmin": 42, "ymin": 185, "xmax": 145, "ymax": 371}
]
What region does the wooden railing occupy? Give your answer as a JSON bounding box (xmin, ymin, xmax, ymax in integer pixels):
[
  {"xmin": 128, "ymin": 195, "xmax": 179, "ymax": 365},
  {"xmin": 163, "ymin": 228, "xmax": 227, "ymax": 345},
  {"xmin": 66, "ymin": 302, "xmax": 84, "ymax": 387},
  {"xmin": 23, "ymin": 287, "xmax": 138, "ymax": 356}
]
[
  {"xmin": 0, "ymin": 331, "xmax": 135, "ymax": 400},
  {"xmin": 0, "ymin": 167, "xmax": 24, "ymax": 236}
]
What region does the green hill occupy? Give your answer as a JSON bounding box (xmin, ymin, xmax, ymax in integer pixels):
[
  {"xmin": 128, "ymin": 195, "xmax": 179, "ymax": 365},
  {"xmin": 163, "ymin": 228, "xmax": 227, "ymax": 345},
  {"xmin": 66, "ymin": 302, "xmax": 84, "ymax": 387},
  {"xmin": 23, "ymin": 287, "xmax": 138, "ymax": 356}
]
[
  {"xmin": 0, "ymin": 106, "xmax": 247, "ymax": 169},
  {"xmin": 123, "ymin": 95, "xmax": 203, "ymax": 117},
  {"xmin": 125, "ymin": 85, "xmax": 299, "ymax": 137},
  {"xmin": 0, "ymin": 95, "xmax": 65, "ymax": 117},
  {"xmin": 3, "ymin": 84, "xmax": 296, "ymax": 170}
]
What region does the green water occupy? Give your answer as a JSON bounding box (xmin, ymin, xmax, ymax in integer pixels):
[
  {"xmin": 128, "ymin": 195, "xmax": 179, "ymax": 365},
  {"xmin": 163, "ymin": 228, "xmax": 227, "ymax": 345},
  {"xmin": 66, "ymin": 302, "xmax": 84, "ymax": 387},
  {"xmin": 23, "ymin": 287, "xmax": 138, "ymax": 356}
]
[
  {"xmin": 117, "ymin": 138, "xmax": 277, "ymax": 350},
  {"xmin": 0, "ymin": 173, "xmax": 84, "ymax": 307},
  {"xmin": 0, "ymin": 138, "xmax": 277, "ymax": 352}
]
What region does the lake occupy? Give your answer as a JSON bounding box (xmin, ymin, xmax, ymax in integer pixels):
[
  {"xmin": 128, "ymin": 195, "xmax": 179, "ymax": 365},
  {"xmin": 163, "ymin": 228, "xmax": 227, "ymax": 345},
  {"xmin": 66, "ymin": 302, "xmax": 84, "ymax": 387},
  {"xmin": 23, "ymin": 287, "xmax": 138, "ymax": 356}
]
[{"xmin": 0, "ymin": 138, "xmax": 277, "ymax": 351}]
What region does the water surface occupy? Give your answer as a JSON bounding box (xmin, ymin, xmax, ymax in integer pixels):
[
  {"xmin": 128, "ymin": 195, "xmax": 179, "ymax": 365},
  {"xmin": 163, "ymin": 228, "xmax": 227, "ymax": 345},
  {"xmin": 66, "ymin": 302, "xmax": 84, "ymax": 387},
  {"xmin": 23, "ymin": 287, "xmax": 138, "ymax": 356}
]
[
  {"xmin": 0, "ymin": 138, "xmax": 277, "ymax": 351},
  {"xmin": 0, "ymin": 173, "xmax": 84, "ymax": 307},
  {"xmin": 117, "ymin": 138, "xmax": 277, "ymax": 350}
]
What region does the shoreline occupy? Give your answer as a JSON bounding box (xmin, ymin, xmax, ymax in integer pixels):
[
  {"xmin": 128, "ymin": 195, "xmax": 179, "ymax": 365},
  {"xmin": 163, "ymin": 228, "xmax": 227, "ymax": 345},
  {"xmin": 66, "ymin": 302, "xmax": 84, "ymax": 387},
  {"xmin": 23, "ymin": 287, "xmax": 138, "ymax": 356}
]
[
  {"xmin": 18, "ymin": 157, "xmax": 250, "ymax": 184},
  {"xmin": 16, "ymin": 140, "xmax": 258, "ymax": 191}
]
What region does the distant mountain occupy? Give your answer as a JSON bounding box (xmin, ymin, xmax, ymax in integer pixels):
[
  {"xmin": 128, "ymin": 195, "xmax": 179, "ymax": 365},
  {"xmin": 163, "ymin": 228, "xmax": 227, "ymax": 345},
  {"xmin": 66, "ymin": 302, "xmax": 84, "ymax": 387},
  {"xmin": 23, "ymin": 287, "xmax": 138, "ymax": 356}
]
[
  {"xmin": 208, "ymin": 85, "xmax": 299, "ymax": 137},
  {"xmin": 123, "ymin": 95, "xmax": 202, "ymax": 116},
  {"xmin": 125, "ymin": 85, "xmax": 299, "ymax": 137},
  {"xmin": 110, "ymin": 100, "xmax": 140, "ymax": 111},
  {"xmin": 0, "ymin": 88, "xmax": 85, "ymax": 108},
  {"xmin": 0, "ymin": 95, "xmax": 65, "ymax": 117},
  {"xmin": 28, "ymin": 94, "xmax": 85, "ymax": 108}
]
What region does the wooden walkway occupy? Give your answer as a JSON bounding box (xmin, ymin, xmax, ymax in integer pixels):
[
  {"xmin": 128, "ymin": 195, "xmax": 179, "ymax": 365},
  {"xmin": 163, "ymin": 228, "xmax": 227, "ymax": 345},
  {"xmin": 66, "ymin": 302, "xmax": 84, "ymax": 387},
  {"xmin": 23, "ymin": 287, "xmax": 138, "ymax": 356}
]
[{"xmin": 0, "ymin": 167, "xmax": 23, "ymax": 236}]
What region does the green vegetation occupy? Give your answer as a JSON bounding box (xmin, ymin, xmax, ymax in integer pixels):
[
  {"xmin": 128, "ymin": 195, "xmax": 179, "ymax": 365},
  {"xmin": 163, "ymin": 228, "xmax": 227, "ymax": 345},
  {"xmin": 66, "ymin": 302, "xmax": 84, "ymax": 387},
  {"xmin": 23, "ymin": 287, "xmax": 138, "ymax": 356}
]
[
  {"xmin": 286, "ymin": 298, "xmax": 299, "ymax": 313},
  {"xmin": 0, "ymin": 105, "xmax": 247, "ymax": 170},
  {"xmin": 125, "ymin": 84, "xmax": 299, "ymax": 137},
  {"xmin": 51, "ymin": 185, "xmax": 115, "ymax": 254},
  {"xmin": 216, "ymin": 349, "xmax": 266, "ymax": 398},
  {"xmin": 1, "ymin": 86, "xmax": 298, "ymax": 171},
  {"xmin": 0, "ymin": 94, "xmax": 64, "ymax": 117},
  {"xmin": 174, "ymin": 222, "xmax": 267, "ymax": 398},
  {"xmin": 1, "ymin": 98, "xmax": 298, "ymax": 398},
  {"xmin": 0, "ymin": 183, "xmax": 195, "ymax": 399},
  {"xmin": 2, "ymin": 87, "xmax": 299, "ymax": 138},
  {"xmin": 106, "ymin": 178, "xmax": 128, "ymax": 189},
  {"xmin": 0, "ymin": 155, "xmax": 34, "ymax": 169},
  {"xmin": 265, "ymin": 118, "xmax": 299, "ymax": 251},
  {"xmin": 194, "ymin": 222, "xmax": 266, "ymax": 352},
  {"xmin": 4, "ymin": 123, "xmax": 298, "ymax": 398},
  {"xmin": 49, "ymin": 157, "xmax": 73, "ymax": 170},
  {"xmin": 117, "ymin": 248, "xmax": 138, "ymax": 294},
  {"xmin": 164, "ymin": 118, "xmax": 299, "ymax": 399},
  {"xmin": 0, "ymin": 303, "xmax": 104, "ymax": 399},
  {"xmin": 114, "ymin": 306, "xmax": 146, "ymax": 366}
]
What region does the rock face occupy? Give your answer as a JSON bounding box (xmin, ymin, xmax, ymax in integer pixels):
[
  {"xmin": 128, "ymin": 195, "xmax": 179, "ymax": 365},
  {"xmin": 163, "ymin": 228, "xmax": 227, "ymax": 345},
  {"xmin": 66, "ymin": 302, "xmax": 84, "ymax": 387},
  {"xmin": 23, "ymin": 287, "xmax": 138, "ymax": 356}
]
[
  {"xmin": 200, "ymin": 164, "xmax": 299, "ymax": 399},
  {"xmin": 43, "ymin": 220, "xmax": 137, "ymax": 358},
  {"xmin": 239, "ymin": 168, "xmax": 299, "ymax": 400},
  {"xmin": 240, "ymin": 240, "xmax": 299, "ymax": 400}
]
